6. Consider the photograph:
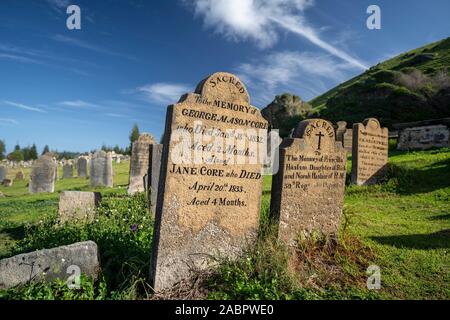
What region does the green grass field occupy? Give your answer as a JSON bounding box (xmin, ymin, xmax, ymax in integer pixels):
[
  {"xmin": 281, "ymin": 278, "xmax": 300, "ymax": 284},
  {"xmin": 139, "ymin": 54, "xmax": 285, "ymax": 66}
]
[{"xmin": 0, "ymin": 148, "xmax": 449, "ymax": 300}]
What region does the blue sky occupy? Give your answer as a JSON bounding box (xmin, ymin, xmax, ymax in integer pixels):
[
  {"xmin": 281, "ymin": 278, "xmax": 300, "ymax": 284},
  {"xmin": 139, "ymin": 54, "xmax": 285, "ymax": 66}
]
[{"xmin": 1, "ymin": 0, "xmax": 449, "ymax": 153}]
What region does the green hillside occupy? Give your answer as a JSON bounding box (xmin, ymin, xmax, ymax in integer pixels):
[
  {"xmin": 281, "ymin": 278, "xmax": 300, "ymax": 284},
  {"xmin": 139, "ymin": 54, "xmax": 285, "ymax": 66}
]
[{"xmin": 311, "ymin": 37, "xmax": 450, "ymax": 127}]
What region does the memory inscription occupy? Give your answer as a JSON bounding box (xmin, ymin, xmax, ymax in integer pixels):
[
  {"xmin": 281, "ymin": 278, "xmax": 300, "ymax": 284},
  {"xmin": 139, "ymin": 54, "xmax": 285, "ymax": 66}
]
[
  {"xmin": 351, "ymin": 118, "xmax": 389, "ymax": 185},
  {"xmin": 271, "ymin": 119, "xmax": 347, "ymax": 244},
  {"xmin": 150, "ymin": 72, "xmax": 268, "ymax": 292}
]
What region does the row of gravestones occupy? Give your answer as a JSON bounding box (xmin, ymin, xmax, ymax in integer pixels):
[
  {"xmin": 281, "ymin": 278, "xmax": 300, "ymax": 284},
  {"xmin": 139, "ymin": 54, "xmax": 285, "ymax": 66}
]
[
  {"xmin": 0, "ymin": 72, "xmax": 389, "ymax": 293},
  {"xmin": 28, "ymin": 151, "xmax": 113, "ymax": 193}
]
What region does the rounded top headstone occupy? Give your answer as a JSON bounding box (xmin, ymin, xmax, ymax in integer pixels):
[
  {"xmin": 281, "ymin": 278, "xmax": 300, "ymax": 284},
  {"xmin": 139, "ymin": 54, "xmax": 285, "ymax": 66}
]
[
  {"xmin": 195, "ymin": 72, "xmax": 250, "ymax": 105},
  {"xmin": 137, "ymin": 133, "xmax": 156, "ymax": 144},
  {"xmin": 363, "ymin": 118, "xmax": 381, "ymax": 130},
  {"xmin": 292, "ymin": 119, "xmax": 336, "ymax": 152}
]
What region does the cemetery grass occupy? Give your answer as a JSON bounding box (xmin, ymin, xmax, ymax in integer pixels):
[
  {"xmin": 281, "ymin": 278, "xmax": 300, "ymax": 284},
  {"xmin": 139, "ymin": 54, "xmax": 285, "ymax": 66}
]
[{"xmin": 1, "ymin": 149, "xmax": 450, "ymax": 300}]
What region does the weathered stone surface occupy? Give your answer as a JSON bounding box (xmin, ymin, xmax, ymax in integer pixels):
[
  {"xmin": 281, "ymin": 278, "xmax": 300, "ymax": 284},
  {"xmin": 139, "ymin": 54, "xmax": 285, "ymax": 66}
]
[
  {"xmin": 15, "ymin": 171, "xmax": 24, "ymax": 181},
  {"xmin": 29, "ymin": 155, "xmax": 57, "ymax": 193},
  {"xmin": 0, "ymin": 165, "xmax": 7, "ymax": 182},
  {"xmin": 351, "ymin": 118, "xmax": 389, "ymax": 186},
  {"xmin": 90, "ymin": 151, "xmax": 113, "ymax": 188},
  {"xmin": 63, "ymin": 164, "xmax": 73, "ymax": 179},
  {"xmin": 77, "ymin": 157, "xmax": 88, "ymax": 178},
  {"xmin": 271, "ymin": 119, "xmax": 347, "ymax": 245},
  {"xmin": 58, "ymin": 191, "xmax": 101, "ymax": 223},
  {"xmin": 397, "ymin": 125, "xmax": 449, "ymax": 150},
  {"xmin": 2, "ymin": 179, "xmax": 13, "ymax": 187},
  {"xmin": 150, "ymin": 72, "xmax": 268, "ymax": 292},
  {"xmin": 335, "ymin": 121, "xmax": 347, "ymax": 143},
  {"xmin": 0, "ymin": 241, "xmax": 100, "ymax": 290},
  {"xmin": 343, "ymin": 129, "xmax": 353, "ymax": 153},
  {"xmin": 128, "ymin": 133, "xmax": 156, "ymax": 194},
  {"xmin": 148, "ymin": 144, "xmax": 163, "ymax": 215}
]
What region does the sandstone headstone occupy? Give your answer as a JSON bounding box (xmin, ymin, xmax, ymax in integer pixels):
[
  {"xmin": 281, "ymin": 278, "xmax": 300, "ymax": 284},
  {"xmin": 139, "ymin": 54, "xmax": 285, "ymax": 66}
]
[
  {"xmin": 58, "ymin": 191, "xmax": 102, "ymax": 223},
  {"xmin": 90, "ymin": 151, "xmax": 113, "ymax": 188},
  {"xmin": 63, "ymin": 164, "xmax": 73, "ymax": 179},
  {"xmin": 150, "ymin": 72, "xmax": 268, "ymax": 292},
  {"xmin": 29, "ymin": 155, "xmax": 57, "ymax": 193},
  {"xmin": 0, "ymin": 165, "xmax": 7, "ymax": 183},
  {"xmin": 128, "ymin": 133, "xmax": 156, "ymax": 194},
  {"xmin": 271, "ymin": 119, "xmax": 347, "ymax": 245},
  {"xmin": 15, "ymin": 171, "xmax": 24, "ymax": 181},
  {"xmin": 77, "ymin": 157, "xmax": 88, "ymax": 178},
  {"xmin": 335, "ymin": 121, "xmax": 347, "ymax": 143},
  {"xmin": 343, "ymin": 129, "xmax": 353, "ymax": 153},
  {"xmin": 148, "ymin": 144, "xmax": 163, "ymax": 215},
  {"xmin": 397, "ymin": 125, "xmax": 449, "ymax": 150},
  {"xmin": 0, "ymin": 241, "xmax": 100, "ymax": 290},
  {"xmin": 351, "ymin": 118, "xmax": 389, "ymax": 185}
]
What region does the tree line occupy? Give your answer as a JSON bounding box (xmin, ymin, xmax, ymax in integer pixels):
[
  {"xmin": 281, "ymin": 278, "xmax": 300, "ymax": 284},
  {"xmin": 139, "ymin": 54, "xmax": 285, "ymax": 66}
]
[{"xmin": 0, "ymin": 124, "xmax": 142, "ymax": 161}]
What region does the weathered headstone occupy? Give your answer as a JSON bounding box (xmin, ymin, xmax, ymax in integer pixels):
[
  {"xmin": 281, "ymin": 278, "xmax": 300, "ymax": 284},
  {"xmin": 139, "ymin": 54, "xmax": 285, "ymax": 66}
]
[
  {"xmin": 271, "ymin": 119, "xmax": 347, "ymax": 245},
  {"xmin": 90, "ymin": 151, "xmax": 113, "ymax": 188},
  {"xmin": 77, "ymin": 157, "xmax": 88, "ymax": 178},
  {"xmin": 29, "ymin": 154, "xmax": 57, "ymax": 193},
  {"xmin": 148, "ymin": 144, "xmax": 163, "ymax": 215},
  {"xmin": 58, "ymin": 191, "xmax": 102, "ymax": 223},
  {"xmin": 128, "ymin": 133, "xmax": 156, "ymax": 194},
  {"xmin": 0, "ymin": 241, "xmax": 100, "ymax": 290},
  {"xmin": 2, "ymin": 179, "xmax": 13, "ymax": 187},
  {"xmin": 63, "ymin": 164, "xmax": 73, "ymax": 179},
  {"xmin": 343, "ymin": 129, "xmax": 353, "ymax": 153},
  {"xmin": 15, "ymin": 170, "xmax": 24, "ymax": 181},
  {"xmin": 0, "ymin": 165, "xmax": 6, "ymax": 182},
  {"xmin": 335, "ymin": 121, "xmax": 347, "ymax": 143},
  {"xmin": 397, "ymin": 125, "xmax": 449, "ymax": 150},
  {"xmin": 351, "ymin": 118, "xmax": 389, "ymax": 185},
  {"xmin": 150, "ymin": 72, "xmax": 268, "ymax": 292}
]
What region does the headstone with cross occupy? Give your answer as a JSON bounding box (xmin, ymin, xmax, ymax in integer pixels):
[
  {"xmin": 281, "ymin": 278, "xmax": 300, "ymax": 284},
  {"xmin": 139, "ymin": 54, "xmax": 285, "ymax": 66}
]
[{"xmin": 271, "ymin": 119, "xmax": 347, "ymax": 245}]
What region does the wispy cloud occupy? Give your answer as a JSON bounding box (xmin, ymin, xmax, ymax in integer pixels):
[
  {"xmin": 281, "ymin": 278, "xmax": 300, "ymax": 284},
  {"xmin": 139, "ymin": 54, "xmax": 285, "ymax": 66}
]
[
  {"xmin": 136, "ymin": 83, "xmax": 191, "ymax": 104},
  {"xmin": 105, "ymin": 113, "xmax": 128, "ymax": 118},
  {"xmin": 187, "ymin": 0, "xmax": 368, "ymax": 70},
  {"xmin": 2, "ymin": 100, "xmax": 47, "ymax": 113},
  {"xmin": 52, "ymin": 34, "xmax": 138, "ymax": 61},
  {"xmin": 0, "ymin": 118, "xmax": 18, "ymax": 126},
  {"xmin": 59, "ymin": 100, "xmax": 104, "ymax": 109},
  {"xmin": 235, "ymin": 51, "xmax": 353, "ymax": 105},
  {"xmin": 46, "ymin": 0, "xmax": 70, "ymax": 12}
]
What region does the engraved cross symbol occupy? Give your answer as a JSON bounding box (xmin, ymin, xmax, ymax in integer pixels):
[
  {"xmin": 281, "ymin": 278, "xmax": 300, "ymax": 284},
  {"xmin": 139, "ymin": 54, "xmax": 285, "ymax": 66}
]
[{"xmin": 316, "ymin": 131, "xmax": 325, "ymax": 150}]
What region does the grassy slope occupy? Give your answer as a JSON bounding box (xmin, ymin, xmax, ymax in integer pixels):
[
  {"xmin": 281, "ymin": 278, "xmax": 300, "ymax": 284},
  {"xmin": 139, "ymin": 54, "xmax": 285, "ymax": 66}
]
[
  {"xmin": 310, "ymin": 37, "xmax": 450, "ymax": 118},
  {"xmin": 1, "ymin": 150, "xmax": 449, "ymax": 299}
]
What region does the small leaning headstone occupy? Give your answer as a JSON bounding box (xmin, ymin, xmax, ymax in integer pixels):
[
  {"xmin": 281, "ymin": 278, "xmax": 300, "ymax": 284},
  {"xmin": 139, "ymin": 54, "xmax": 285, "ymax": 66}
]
[{"xmin": 128, "ymin": 133, "xmax": 155, "ymax": 194}]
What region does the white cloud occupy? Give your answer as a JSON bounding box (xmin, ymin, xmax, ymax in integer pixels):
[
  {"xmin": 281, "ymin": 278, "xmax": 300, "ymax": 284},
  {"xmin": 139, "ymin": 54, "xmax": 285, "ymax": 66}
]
[
  {"xmin": 0, "ymin": 118, "xmax": 18, "ymax": 126},
  {"xmin": 137, "ymin": 83, "xmax": 191, "ymax": 104},
  {"xmin": 235, "ymin": 51, "xmax": 353, "ymax": 106},
  {"xmin": 187, "ymin": 0, "xmax": 368, "ymax": 70},
  {"xmin": 2, "ymin": 100, "xmax": 47, "ymax": 113},
  {"xmin": 59, "ymin": 100, "xmax": 104, "ymax": 108},
  {"xmin": 52, "ymin": 35, "xmax": 138, "ymax": 61}
]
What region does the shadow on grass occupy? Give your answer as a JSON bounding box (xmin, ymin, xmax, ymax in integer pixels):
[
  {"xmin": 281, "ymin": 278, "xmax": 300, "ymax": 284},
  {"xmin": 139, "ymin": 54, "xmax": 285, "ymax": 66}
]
[
  {"xmin": 428, "ymin": 213, "xmax": 450, "ymax": 221},
  {"xmin": 387, "ymin": 157, "xmax": 450, "ymax": 195},
  {"xmin": 371, "ymin": 229, "xmax": 450, "ymax": 249},
  {"xmin": 1, "ymin": 225, "xmax": 25, "ymax": 241}
]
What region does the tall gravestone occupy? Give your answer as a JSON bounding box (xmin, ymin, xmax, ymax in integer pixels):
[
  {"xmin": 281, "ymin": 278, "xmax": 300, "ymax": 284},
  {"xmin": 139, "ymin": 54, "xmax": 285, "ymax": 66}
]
[
  {"xmin": 351, "ymin": 118, "xmax": 389, "ymax": 186},
  {"xmin": 148, "ymin": 144, "xmax": 163, "ymax": 215},
  {"xmin": 271, "ymin": 119, "xmax": 347, "ymax": 245},
  {"xmin": 150, "ymin": 72, "xmax": 268, "ymax": 292},
  {"xmin": 343, "ymin": 129, "xmax": 353, "ymax": 153},
  {"xmin": 0, "ymin": 165, "xmax": 6, "ymax": 182},
  {"xmin": 128, "ymin": 133, "xmax": 155, "ymax": 194},
  {"xmin": 29, "ymin": 155, "xmax": 57, "ymax": 193},
  {"xmin": 77, "ymin": 157, "xmax": 88, "ymax": 178},
  {"xmin": 63, "ymin": 164, "xmax": 73, "ymax": 179},
  {"xmin": 90, "ymin": 151, "xmax": 113, "ymax": 188}
]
